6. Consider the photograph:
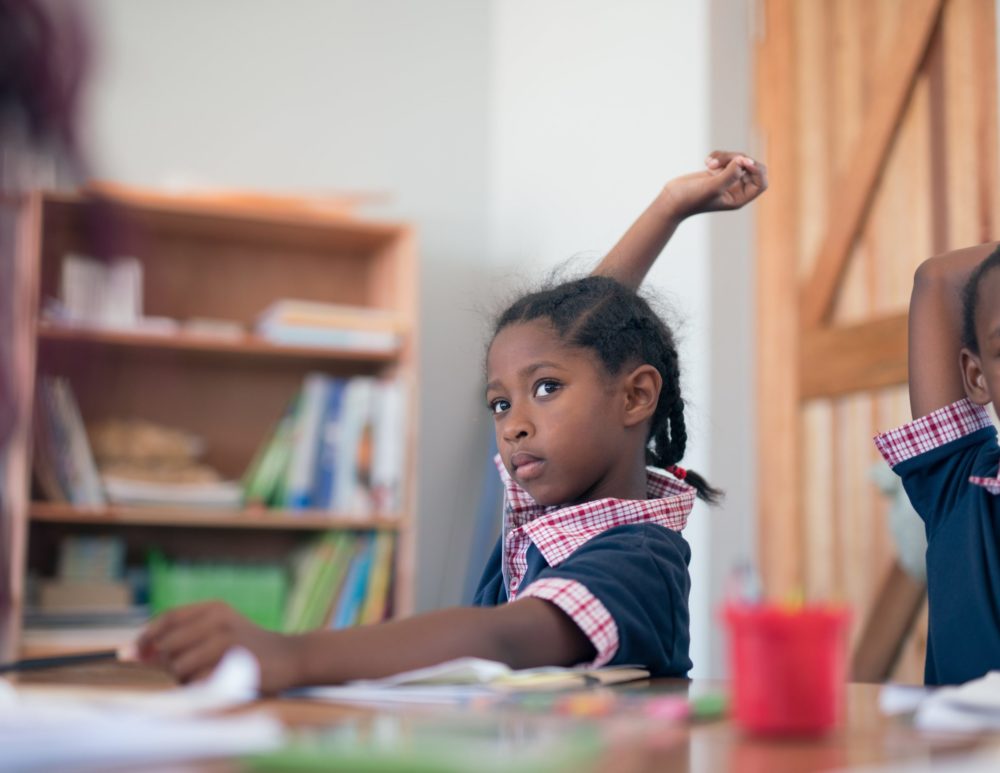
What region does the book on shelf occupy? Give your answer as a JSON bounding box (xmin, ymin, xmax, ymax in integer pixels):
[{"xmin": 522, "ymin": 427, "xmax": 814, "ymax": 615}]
[
  {"xmin": 283, "ymin": 532, "xmax": 356, "ymax": 634},
  {"xmin": 329, "ymin": 533, "xmax": 375, "ymax": 629},
  {"xmin": 255, "ymin": 299, "xmax": 402, "ymax": 352},
  {"xmin": 281, "ymin": 531, "xmax": 395, "ymax": 634},
  {"xmin": 243, "ymin": 373, "xmax": 406, "ymax": 516},
  {"xmin": 359, "ymin": 531, "xmax": 395, "ymax": 625},
  {"xmin": 23, "ymin": 534, "xmax": 144, "ymax": 643},
  {"xmin": 57, "ymin": 253, "xmax": 143, "ymax": 329},
  {"xmin": 101, "ymin": 476, "xmax": 244, "ymax": 508},
  {"xmin": 32, "ymin": 377, "xmax": 106, "ymax": 507}
]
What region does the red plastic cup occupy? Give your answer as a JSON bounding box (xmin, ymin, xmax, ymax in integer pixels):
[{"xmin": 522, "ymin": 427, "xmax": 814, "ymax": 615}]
[{"xmin": 724, "ymin": 602, "xmax": 851, "ymax": 735}]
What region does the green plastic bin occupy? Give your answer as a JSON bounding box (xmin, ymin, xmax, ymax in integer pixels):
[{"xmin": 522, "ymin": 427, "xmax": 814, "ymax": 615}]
[{"xmin": 148, "ymin": 550, "xmax": 288, "ymax": 631}]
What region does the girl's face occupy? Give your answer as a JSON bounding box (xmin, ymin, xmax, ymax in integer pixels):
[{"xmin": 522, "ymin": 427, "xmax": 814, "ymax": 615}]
[{"xmin": 485, "ymin": 320, "xmax": 647, "ymax": 506}]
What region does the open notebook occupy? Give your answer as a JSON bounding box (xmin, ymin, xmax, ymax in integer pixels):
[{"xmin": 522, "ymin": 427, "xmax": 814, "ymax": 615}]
[{"xmin": 295, "ymin": 657, "xmax": 650, "ymax": 705}]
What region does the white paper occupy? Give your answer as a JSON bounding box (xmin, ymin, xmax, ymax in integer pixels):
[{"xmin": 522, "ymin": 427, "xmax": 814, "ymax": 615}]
[
  {"xmin": 0, "ymin": 648, "xmax": 281, "ymax": 771},
  {"xmin": 11, "ymin": 645, "xmax": 261, "ymax": 717},
  {"xmin": 879, "ymin": 683, "xmax": 931, "ymax": 715},
  {"xmin": 296, "ymin": 657, "xmax": 648, "ymax": 706},
  {"xmin": 880, "ymin": 671, "xmax": 1000, "ymax": 732}
]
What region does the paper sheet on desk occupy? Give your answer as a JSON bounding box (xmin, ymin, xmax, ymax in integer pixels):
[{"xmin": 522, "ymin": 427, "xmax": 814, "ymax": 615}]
[
  {"xmin": 296, "ymin": 656, "xmax": 650, "ymax": 705},
  {"xmin": 881, "ymin": 671, "xmax": 1000, "ymax": 732},
  {"xmin": 9, "ymin": 645, "xmax": 261, "ymax": 716},
  {"xmin": 0, "ymin": 647, "xmax": 284, "ymax": 772}
]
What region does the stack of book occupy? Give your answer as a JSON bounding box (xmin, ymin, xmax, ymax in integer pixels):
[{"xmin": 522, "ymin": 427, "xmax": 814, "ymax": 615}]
[
  {"xmin": 243, "ymin": 374, "xmax": 406, "ymax": 515},
  {"xmin": 22, "ymin": 535, "xmax": 148, "ymax": 651},
  {"xmin": 255, "ymin": 299, "xmax": 401, "ymax": 352},
  {"xmin": 283, "ymin": 530, "xmax": 395, "ymax": 632},
  {"xmin": 57, "ymin": 253, "xmax": 143, "ymax": 329}
]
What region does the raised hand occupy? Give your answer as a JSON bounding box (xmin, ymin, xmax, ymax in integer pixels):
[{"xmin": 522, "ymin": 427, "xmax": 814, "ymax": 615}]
[
  {"xmin": 594, "ymin": 151, "xmax": 768, "ymax": 290},
  {"xmin": 662, "ymin": 151, "xmax": 768, "ymax": 219}
]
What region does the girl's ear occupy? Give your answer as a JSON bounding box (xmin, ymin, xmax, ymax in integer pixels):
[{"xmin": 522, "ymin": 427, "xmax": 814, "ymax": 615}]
[
  {"xmin": 622, "ymin": 364, "xmax": 662, "ymax": 427},
  {"xmin": 961, "ymin": 348, "xmax": 992, "ymax": 405}
]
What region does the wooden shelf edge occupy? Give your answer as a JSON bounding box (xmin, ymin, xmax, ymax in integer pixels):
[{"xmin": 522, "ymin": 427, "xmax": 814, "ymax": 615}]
[
  {"xmin": 29, "ymin": 502, "xmax": 402, "ymax": 531},
  {"xmin": 37, "ymin": 323, "xmax": 403, "ymax": 363},
  {"xmin": 45, "ymin": 187, "xmax": 407, "ymax": 238}
]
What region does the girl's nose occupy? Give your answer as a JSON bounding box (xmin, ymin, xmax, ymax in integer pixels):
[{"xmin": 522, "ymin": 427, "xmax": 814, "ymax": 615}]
[{"xmin": 502, "ymin": 409, "xmax": 532, "ymax": 442}]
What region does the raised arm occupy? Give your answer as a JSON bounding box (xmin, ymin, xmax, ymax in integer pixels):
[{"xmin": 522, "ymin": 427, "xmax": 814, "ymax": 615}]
[
  {"xmin": 909, "ymin": 242, "xmax": 998, "ymax": 418},
  {"xmin": 594, "ymin": 151, "xmax": 767, "ymax": 290}
]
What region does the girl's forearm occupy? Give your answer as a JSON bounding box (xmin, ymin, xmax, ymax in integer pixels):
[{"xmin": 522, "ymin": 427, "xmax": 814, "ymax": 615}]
[
  {"xmin": 286, "ymin": 599, "xmax": 594, "ymax": 687},
  {"xmin": 593, "ymin": 189, "xmax": 684, "ymax": 291}
]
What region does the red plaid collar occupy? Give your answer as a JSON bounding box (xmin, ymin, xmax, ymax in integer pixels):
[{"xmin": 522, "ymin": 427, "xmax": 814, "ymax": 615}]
[
  {"xmin": 494, "ymin": 455, "xmax": 695, "ymax": 567},
  {"xmin": 874, "ymin": 398, "xmax": 1000, "ymax": 493}
]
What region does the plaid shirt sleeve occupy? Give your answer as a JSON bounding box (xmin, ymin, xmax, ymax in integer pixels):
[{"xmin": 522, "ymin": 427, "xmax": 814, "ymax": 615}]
[
  {"xmin": 874, "ymin": 399, "xmax": 993, "ymax": 467},
  {"xmin": 518, "ymin": 577, "xmax": 619, "ymax": 667}
]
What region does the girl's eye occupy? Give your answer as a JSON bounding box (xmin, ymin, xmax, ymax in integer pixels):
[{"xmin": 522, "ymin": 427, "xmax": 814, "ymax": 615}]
[
  {"xmin": 534, "ymin": 380, "xmax": 561, "ymax": 398},
  {"xmin": 490, "ymin": 399, "xmax": 510, "ymax": 415}
]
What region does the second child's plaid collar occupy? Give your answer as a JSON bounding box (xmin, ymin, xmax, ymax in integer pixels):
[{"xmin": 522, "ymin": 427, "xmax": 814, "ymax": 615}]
[
  {"xmin": 494, "ymin": 455, "xmax": 695, "ymax": 568},
  {"xmin": 874, "ymin": 398, "xmax": 1000, "ymax": 493}
]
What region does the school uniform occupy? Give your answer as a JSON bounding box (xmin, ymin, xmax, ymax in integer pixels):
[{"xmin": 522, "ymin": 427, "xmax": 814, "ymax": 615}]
[
  {"xmin": 875, "ymin": 399, "xmax": 1000, "ymax": 685},
  {"xmin": 472, "ymin": 457, "xmax": 694, "ymax": 677}
]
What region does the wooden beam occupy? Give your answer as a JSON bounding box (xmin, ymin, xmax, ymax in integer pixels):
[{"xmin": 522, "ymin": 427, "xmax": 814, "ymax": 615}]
[
  {"xmin": 972, "ymin": 0, "xmax": 1000, "ymax": 241},
  {"xmin": 800, "ymin": 0, "xmax": 944, "ymax": 328},
  {"xmin": 799, "ymin": 313, "xmax": 908, "ymax": 399},
  {"xmin": 756, "ymin": 0, "xmax": 802, "ymax": 598},
  {"xmin": 851, "ymin": 560, "xmax": 926, "ymax": 683}
]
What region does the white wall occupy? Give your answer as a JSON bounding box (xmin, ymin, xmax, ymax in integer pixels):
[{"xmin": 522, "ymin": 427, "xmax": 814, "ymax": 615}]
[
  {"xmin": 488, "ymin": 0, "xmax": 716, "ymax": 676},
  {"xmin": 79, "ymin": 0, "xmax": 755, "ymax": 677},
  {"xmin": 79, "ymin": 0, "xmax": 496, "ymax": 616}
]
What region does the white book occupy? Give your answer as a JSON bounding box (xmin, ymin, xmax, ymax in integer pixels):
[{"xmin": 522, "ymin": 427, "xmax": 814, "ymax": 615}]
[
  {"xmin": 332, "ymin": 377, "xmax": 375, "ymax": 514},
  {"xmin": 371, "ymin": 378, "xmax": 406, "ymax": 514},
  {"xmin": 60, "ymin": 253, "xmax": 143, "ymax": 329},
  {"xmin": 102, "ymin": 477, "xmax": 243, "ymax": 508},
  {"xmin": 48, "ymin": 378, "xmax": 106, "ymax": 506}
]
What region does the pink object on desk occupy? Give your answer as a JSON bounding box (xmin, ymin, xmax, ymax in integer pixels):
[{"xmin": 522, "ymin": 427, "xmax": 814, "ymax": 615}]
[{"xmin": 724, "ymin": 602, "xmax": 851, "ymax": 736}]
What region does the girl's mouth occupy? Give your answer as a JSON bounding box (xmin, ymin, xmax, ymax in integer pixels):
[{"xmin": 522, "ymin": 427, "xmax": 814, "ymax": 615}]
[{"xmin": 511, "ymin": 453, "xmax": 545, "ymax": 480}]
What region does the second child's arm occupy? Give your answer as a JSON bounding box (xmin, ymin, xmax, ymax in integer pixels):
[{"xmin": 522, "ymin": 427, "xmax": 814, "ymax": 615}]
[
  {"xmin": 909, "ymin": 242, "xmax": 998, "ymax": 418},
  {"xmin": 594, "ymin": 151, "xmax": 767, "ymax": 290},
  {"xmin": 138, "ymin": 597, "xmax": 594, "ymax": 693}
]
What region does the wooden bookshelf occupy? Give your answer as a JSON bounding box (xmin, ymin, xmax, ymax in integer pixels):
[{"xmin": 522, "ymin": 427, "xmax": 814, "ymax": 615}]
[{"xmin": 14, "ymin": 187, "xmax": 418, "ymax": 656}]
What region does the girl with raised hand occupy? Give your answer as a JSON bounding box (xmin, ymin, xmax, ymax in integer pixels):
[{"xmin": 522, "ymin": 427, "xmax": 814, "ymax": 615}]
[{"xmin": 137, "ymin": 153, "xmax": 766, "ymax": 691}]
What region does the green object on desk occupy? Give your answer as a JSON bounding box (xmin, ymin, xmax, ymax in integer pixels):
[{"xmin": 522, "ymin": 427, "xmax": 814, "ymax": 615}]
[
  {"xmin": 148, "ymin": 550, "xmax": 288, "ymax": 630},
  {"xmin": 689, "ymin": 692, "xmax": 728, "ymax": 719},
  {"xmin": 246, "ymin": 717, "xmax": 603, "ymax": 773}
]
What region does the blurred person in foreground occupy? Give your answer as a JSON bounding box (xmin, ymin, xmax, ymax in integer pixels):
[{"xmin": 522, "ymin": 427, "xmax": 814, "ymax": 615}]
[{"xmin": 0, "ymin": 0, "xmax": 89, "ymax": 657}]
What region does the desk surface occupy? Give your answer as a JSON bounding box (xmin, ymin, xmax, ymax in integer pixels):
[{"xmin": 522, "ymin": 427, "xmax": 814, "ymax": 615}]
[{"xmin": 11, "ymin": 663, "xmax": 1000, "ymax": 772}]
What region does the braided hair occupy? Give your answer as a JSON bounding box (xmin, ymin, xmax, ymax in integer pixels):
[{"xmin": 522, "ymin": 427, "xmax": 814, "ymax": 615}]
[
  {"xmin": 961, "ymin": 245, "xmax": 1000, "ymax": 354},
  {"xmin": 493, "ymin": 275, "xmax": 722, "ymax": 504}
]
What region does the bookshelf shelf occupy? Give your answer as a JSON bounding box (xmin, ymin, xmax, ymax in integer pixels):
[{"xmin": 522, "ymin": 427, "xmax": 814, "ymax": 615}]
[
  {"xmin": 29, "ymin": 502, "xmax": 403, "ymax": 531},
  {"xmin": 37, "ymin": 323, "xmax": 403, "ymax": 364}
]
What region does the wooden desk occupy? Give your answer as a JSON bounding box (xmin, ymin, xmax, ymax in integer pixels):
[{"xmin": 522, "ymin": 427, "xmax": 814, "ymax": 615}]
[{"xmin": 11, "ymin": 664, "xmax": 999, "ymax": 772}]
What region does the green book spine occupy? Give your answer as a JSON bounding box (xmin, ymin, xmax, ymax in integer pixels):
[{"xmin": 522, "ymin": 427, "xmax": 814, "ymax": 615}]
[
  {"xmin": 301, "ymin": 532, "xmax": 357, "ymax": 631},
  {"xmin": 359, "ymin": 532, "xmax": 395, "ymax": 625}
]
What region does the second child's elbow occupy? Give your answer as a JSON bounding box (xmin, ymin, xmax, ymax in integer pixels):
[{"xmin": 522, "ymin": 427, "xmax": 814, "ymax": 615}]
[{"xmin": 913, "ymin": 256, "xmax": 948, "ymax": 291}]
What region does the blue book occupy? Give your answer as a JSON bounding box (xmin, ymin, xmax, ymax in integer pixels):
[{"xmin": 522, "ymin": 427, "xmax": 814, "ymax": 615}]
[
  {"xmin": 310, "ymin": 378, "xmax": 346, "ymax": 509},
  {"xmin": 330, "ymin": 534, "xmax": 375, "ymax": 629}
]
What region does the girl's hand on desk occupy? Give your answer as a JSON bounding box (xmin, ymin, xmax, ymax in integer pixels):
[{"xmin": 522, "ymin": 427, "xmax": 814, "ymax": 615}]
[
  {"xmin": 660, "ymin": 151, "xmax": 768, "ymax": 221},
  {"xmin": 136, "ymin": 600, "xmax": 300, "ymax": 694}
]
